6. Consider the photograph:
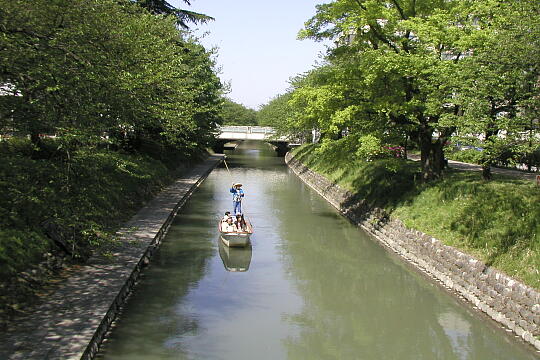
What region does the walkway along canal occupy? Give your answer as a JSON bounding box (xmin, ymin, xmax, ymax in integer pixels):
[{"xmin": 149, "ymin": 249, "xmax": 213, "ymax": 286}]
[{"xmin": 97, "ymin": 141, "xmax": 538, "ymax": 360}]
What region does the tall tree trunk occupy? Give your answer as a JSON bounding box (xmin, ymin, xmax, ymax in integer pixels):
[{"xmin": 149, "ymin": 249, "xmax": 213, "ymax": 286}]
[
  {"xmin": 403, "ymin": 135, "xmax": 408, "ymax": 159},
  {"xmin": 418, "ymin": 126, "xmax": 445, "ymax": 181},
  {"xmin": 482, "ymin": 164, "xmax": 492, "ymax": 180},
  {"xmin": 482, "ymin": 118, "xmax": 498, "ymax": 181},
  {"xmin": 30, "ymin": 131, "xmax": 40, "ymax": 145}
]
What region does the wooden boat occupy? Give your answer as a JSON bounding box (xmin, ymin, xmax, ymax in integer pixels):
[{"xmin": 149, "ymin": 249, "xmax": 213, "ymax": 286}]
[
  {"xmin": 218, "ymin": 216, "xmax": 253, "ymax": 247},
  {"xmin": 218, "ymin": 240, "xmax": 252, "ymax": 272}
]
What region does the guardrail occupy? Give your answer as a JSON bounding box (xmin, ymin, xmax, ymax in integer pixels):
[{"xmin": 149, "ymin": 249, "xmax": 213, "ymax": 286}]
[{"xmin": 218, "ymin": 126, "xmax": 275, "ymax": 134}]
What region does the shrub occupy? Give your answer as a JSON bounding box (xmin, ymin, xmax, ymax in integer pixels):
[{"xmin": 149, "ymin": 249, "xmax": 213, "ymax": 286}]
[
  {"xmin": 447, "ymin": 148, "xmax": 483, "ymax": 164},
  {"xmin": 0, "ymin": 147, "xmax": 172, "ymax": 279},
  {"xmin": 356, "ymin": 135, "xmax": 387, "ymax": 161}
]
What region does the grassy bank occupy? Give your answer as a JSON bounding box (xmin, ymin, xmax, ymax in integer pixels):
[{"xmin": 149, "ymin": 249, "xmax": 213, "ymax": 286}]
[
  {"xmin": 0, "ymin": 138, "xmax": 203, "ymax": 318},
  {"xmin": 292, "ymin": 144, "xmax": 540, "ymax": 289}
]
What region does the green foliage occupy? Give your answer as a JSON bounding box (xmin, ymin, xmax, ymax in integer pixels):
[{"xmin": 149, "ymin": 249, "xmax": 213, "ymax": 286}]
[
  {"xmin": 295, "ymin": 0, "xmax": 468, "ymax": 179},
  {"xmin": 220, "ymin": 98, "xmax": 258, "ymax": 126},
  {"xmin": 356, "ymin": 135, "xmax": 386, "ymax": 161},
  {"xmin": 257, "ymin": 93, "xmax": 293, "ymax": 129},
  {"xmin": 0, "ymin": 0, "xmax": 222, "ymax": 153},
  {"xmin": 0, "ymin": 0, "xmax": 224, "ymax": 315},
  {"xmin": 314, "ymin": 136, "xmax": 358, "ymax": 161},
  {"xmin": 0, "ymin": 230, "xmax": 49, "ymax": 279},
  {"xmin": 286, "ymin": 0, "xmax": 540, "ymax": 180},
  {"xmin": 446, "ymin": 149, "xmax": 483, "ymax": 165},
  {"xmin": 0, "ymin": 138, "xmax": 174, "ymax": 280},
  {"xmin": 293, "ymin": 144, "xmax": 418, "ymax": 209},
  {"xmin": 293, "ymin": 145, "xmax": 540, "ymax": 289},
  {"xmin": 441, "ymin": 0, "xmax": 540, "ymax": 177},
  {"xmin": 134, "ymin": 0, "xmax": 214, "ymax": 29},
  {"xmin": 393, "ymin": 171, "xmax": 540, "ymax": 288}
]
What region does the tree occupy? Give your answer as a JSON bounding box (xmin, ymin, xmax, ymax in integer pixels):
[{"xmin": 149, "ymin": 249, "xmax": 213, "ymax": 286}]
[
  {"xmin": 133, "ymin": 0, "xmax": 214, "ymax": 28},
  {"xmin": 299, "ymin": 0, "xmax": 468, "ymax": 180},
  {"xmin": 0, "ymin": 0, "xmax": 223, "ymax": 155},
  {"xmin": 0, "ymin": 0, "xmax": 224, "ymax": 275},
  {"xmin": 220, "ymin": 99, "xmax": 258, "ymax": 126},
  {"xmin": 257, "ymin": 92, "xmax": 293, "ymax": 129},
  {"xmin": 296, "ymin": 0, "xmax": 540, "ymax": 180},
  {"xmin": 445, "ymin": 0, "xmax": 540, "ymax": 179}
]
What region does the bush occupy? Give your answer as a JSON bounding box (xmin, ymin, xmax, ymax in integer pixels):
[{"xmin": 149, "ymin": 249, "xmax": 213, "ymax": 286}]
[
  {"xmin": 0, "ymin": 137, "xmax": 35, "ymax": 157},
  {"xmin": 356, "ymin": 135, "xmax": 387, "ymax": 161},
  {"xmin": 447, "ymin": 148, "xmax": 483, "ymax": 164},
  {"xmin": 0, "ymin": 146, "xmax": 173, "ymax": 279}
]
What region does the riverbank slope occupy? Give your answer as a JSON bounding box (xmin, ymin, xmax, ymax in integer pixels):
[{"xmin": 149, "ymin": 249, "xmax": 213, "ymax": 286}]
[
  {"xmin": 0, "ymin": 141, "xmax": 209, "ymax": 323},
  {"xmin": 0, "ymin": 154, "xmax": 223, "ymax": 359},
  {"xmin": 286, "ymin": 145, "xmax": 540, "ymax": 351}
]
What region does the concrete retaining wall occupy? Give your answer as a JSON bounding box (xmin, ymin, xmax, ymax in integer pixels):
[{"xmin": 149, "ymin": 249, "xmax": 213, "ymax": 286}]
[{"xmin": 285, "ymin": 152, "xmax": 540, "ymax": 351}]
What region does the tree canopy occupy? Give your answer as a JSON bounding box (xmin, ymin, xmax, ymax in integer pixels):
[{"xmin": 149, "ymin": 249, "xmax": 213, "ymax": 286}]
[
  {"xmin": 0, "ymin": 0, "xmax": 224, "ymax": 277},
  {"xmin": 260, "ymin": 0, "xmax": 540, "ymax": 180},
  {"xmin": 257, "ymin": 92, "xmax": 293, "ymax": 129},
  {"xmin": 220, "ymin": 99, "xmax": 258, "ymax": 126},
  {"xmin": 134, "ymin": 0, "xmax": 214, "ymax": 28},
  {"xmin": 0, "ymin": 0, "xmax": 223, "ymax": 155}
]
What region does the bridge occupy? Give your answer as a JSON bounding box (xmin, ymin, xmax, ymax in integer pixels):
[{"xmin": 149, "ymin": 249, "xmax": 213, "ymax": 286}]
[
  {"xmin": 216, "ymin": 126, "xmax": 288, "ymax": 141},
  {"xmin": 213, "ymin": 126, "xmax": 299, "ymax": 155}
]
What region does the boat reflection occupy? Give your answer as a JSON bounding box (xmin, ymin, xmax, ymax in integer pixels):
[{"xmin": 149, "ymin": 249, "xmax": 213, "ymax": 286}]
[{"xmin": 218, "ymin": 239, "xmax": 252, "ymax": 272}]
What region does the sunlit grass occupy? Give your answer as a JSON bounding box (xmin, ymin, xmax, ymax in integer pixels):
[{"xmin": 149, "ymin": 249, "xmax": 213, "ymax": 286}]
[{"xmin": 292, "ymin": 145, "xmax": 540, "ymax": 289}]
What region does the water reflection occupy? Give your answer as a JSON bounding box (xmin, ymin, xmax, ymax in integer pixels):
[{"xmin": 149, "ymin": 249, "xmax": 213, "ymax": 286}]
[
  {"xmin": 98, "ymin": 141, "xmax": 537, "ymax": 360},
  {"xmin": 218, "ymin": 239, "xmax": 252, "ymax": 272},
  {"xmin": 95, "ymin": 191, "xmax": 217, "ymax": 360},
  {"xmin": 273, "ymin": 175, "xmax": 535, "ymax": 359}
]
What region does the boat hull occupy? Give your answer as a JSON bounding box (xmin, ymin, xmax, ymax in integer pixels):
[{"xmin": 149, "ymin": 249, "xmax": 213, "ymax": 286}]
[{"xmin": 220, "ymin": 233, "xmax": 251, "ymax": 247}]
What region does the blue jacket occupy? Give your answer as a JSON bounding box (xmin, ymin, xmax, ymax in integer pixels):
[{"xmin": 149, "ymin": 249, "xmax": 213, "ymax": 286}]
[{"xmin": 230, "ymin": 187, "xmax": 244, "ymax": 202}]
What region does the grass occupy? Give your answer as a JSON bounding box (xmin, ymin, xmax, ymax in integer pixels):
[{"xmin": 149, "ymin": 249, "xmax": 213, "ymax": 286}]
[
  {"xmin": 292, "ymin": 144, "xmax": 540, "ymax": 290},
  {"xmin": 0, "ymin": 138, "xmax": 203, "ymax": 319}
]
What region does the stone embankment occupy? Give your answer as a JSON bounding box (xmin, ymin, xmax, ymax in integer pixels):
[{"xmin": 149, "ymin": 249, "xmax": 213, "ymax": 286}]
[
  {"xmin": 0, "ymin": 155, "xmax": 224, "ymax": 360},
  {"xmin": 285, "ymin": 152, "xmax": 540, "ymax": 352}
]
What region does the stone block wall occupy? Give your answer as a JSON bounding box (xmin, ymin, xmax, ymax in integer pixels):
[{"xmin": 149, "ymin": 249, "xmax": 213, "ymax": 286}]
[{"xmin": 285, "ymin": 152, "xmax": 540, "ymax": 351}]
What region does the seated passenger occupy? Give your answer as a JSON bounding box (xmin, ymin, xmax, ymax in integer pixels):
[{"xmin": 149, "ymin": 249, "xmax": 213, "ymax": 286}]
[
  {"xmin": 234, "ymin": 214, "xmax": 247, "ymax": 232},
  {"xmin": 222, "ymin": 211, "xmax": 231, "ymax": 223},
  {"xmin": 222, "ymin": 217, "xmax": 236, "ymax": 232}
]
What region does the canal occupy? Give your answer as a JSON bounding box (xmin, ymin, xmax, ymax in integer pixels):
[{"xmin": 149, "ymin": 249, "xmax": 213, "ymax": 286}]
[{"xmin": 98, "ymin": 141, "xmax": 537, "ymax": 360}]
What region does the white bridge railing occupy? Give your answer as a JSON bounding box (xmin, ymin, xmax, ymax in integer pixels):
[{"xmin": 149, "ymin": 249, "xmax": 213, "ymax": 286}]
[
  {"xmin": 216, "ymin": 126, "xmax": 287, "ymax": 141},
  {"xmin": 215, "ymin": 126, "xmax": 304, "ymax": 146},
  {"xmin": 218, "ymin": 126, "xmax": 276, "ymax": 134}
]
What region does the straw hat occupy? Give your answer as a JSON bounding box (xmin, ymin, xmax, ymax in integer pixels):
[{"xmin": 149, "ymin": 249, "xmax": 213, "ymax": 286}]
[{"xmin": 234, "ymin": 182, "xmax": 242, "ymax": 187}]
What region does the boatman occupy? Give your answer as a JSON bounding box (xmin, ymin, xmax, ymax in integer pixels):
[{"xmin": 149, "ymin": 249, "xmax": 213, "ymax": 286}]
[{"xmin": 230, "ymin": 182, "xmax": 244, "ymax": 215}]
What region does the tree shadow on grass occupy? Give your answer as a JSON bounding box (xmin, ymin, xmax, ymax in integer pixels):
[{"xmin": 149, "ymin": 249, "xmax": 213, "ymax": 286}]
[
  {"xmin": 343, "ymin": 159, "xmax": 421, "ymax": 211},
  {"xmin": 437, "ymin": 171, "xmax": 540, "ymax": 266},
  {"xmin": 340, "ymin": 160, "xmax": 539, "ymax": 269}
]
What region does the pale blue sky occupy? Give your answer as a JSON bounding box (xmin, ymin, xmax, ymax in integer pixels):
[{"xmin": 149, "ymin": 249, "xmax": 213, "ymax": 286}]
[{"xmin": 170, "ymin": 0, "xmax": 329, "ymax": 109}]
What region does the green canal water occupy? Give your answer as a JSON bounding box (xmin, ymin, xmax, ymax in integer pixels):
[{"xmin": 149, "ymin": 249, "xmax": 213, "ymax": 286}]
[{"xmin": 98, "ymin": 142, "xmax": 538, "ymax": 360}]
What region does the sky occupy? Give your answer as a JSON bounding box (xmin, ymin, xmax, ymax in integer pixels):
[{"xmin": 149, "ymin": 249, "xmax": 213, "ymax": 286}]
[{"xmin": 170, "ymin": 0, "xmax": 330, "ymax": 109}]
